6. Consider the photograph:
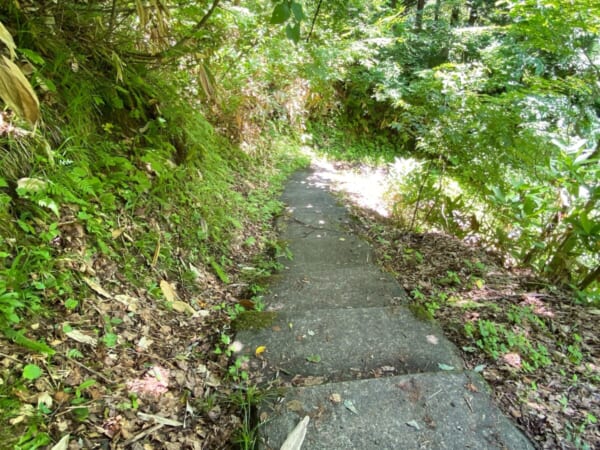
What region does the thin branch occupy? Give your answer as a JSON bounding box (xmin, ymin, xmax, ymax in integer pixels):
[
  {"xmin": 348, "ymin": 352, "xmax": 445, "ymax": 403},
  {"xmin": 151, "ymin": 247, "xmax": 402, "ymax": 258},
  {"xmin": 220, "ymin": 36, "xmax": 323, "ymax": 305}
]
[
  {"xmin": 59, "ymin": 355, "xmax": 116, "ymax": 385},
  {"xmin": 126, "ymin": 0, "xmax": 221, "ymax": 61},
  {"xmin": 306, "ymin": 0, "xmax": 323, "ymax": 43}
]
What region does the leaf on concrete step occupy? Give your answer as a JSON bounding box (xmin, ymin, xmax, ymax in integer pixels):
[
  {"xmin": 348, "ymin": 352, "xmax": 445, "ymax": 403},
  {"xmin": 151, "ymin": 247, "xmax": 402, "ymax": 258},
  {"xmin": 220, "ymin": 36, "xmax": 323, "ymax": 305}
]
[
  {"xmin": 329, "ymin": 393, "xmax": 342, "ymax": 404},
  {"xmin": 437, "ymin": 363, "xmax": 455, "ymax": 371},
  {"xmin": 406, "ymin": 420, "xmax": 421, "ymax": 430},
  {"xmin": 343, "ymin": 399, "xmax": 359, "ymax": 415},
  {"xmin": 280, "ymin": 415, "xmax": 309, "ymax": 450}
]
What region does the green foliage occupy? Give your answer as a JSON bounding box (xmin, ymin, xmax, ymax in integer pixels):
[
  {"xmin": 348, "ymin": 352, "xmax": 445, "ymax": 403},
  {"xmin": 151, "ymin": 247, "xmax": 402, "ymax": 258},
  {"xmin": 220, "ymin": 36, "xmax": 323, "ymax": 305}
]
[
  {"xmin": 22, "ymin": 364, "xmax": 42, "ymax": 381},
  {"xmin": 464, "ymin": 318, "xmax": 552, "ymax": 371},
  {"xmin": 307, "ymin": 0, "xmax": 600, "ymax": 290}
]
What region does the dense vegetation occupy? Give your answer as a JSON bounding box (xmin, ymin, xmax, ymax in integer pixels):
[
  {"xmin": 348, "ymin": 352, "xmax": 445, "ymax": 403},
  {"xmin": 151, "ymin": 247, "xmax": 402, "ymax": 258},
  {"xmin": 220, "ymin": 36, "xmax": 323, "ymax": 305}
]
[{"xmin": 0, "ymin": 0, "xmax": 598, "ymax": 448}]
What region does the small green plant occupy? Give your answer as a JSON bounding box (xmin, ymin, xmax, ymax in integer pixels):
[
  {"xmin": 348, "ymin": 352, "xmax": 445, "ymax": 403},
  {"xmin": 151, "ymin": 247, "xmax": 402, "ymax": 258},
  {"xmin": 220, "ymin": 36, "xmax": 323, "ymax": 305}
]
[
  {"xmin": 567, "ymin": 334, "xmax": 584, "ymax": 364},
  {"xmin": 22, "ymin": 364, "xmax": 43, "ymax": 381},
  {"xmin": 439, "ymin": 270, "xmax": 461, "ymax": 286},
  {"xmin": 64, "ymin": 379, "xmax": 97, "ymax": 422},
  {"xmin": 214, "ymin": 334, "xmax": 249, "ymax": 382},
  {"xmin": 230, "ymin": 386, "xmax": 276, "ymax": 450}
]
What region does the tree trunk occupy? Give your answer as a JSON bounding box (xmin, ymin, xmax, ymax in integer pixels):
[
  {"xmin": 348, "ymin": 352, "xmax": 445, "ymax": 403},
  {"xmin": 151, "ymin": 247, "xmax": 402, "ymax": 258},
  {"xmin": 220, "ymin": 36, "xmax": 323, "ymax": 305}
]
[
  {"xmin": 579, "ymin": 264, "xmax": 600, "ymax": 290},
  {"xmin": 468, "ymin": 1, "xmax": 478, "ymax": 26},
  {"xmin": 450, "ymin": 5, "xmax": 460, "ymax": 26},
  {"xmin": 415, "ymin": 0, "xmax": 426, "ymax": 31}
]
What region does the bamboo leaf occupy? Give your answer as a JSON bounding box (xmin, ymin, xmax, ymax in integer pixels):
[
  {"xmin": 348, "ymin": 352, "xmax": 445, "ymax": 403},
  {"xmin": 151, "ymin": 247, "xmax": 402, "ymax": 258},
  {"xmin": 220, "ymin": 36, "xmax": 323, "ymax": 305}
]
[
  {"xmin": 0, "ymin": 55, "xmax": 40, "ymax": 124},
  {"xmin": 0, "ymin": 21, "xmax": 16, "ymax": 60}
]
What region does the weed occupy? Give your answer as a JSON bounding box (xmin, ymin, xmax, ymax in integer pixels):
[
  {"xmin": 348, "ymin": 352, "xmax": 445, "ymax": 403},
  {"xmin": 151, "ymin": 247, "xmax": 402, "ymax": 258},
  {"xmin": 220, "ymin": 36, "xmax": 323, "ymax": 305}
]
[{"xmin": 229, "ymin": 386, "xmax": 278, "ymax": 450}]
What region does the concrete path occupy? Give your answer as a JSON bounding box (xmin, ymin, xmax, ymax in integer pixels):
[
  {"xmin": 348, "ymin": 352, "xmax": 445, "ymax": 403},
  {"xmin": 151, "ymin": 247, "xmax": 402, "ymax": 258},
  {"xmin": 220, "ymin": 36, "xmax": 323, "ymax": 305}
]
[{"xmin": 236, "ymin": 168, "xmax": 533, "ymax": 450}]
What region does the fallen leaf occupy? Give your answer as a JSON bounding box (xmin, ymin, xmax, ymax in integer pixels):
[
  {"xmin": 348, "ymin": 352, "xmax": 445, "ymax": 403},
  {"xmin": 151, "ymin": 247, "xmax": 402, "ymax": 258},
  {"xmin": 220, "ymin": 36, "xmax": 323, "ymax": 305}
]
[
  {"xmin": 138, "ymin": 412, "xmax": 183, "ymax": 427},
  {"xmin": 255, "ymin": 345, "xmax": 266, "ymax": 357},
  {"xmin": 406, "ymin": 420, "xmax": 421, "ymax": 431},
  {"xmin": 280, "ymin": 416, "xmax": 309, "ymax": 450},
  {"xmin": 343, "ymin": 399, "xmax": 359, "ymax": 415},
  {"xmin": 65, "ymin": 328, "xmax": 98, "ymax": 347},
  {"xmin": 286, "ymin": 400, "xmax": 304, "ymax": 413},
  {"xmin": 291, "ymin": 375, "xmax": 326, "ymax": 386},
  {"xmin": 426, "ymin": 335, "xmax": 439, "ymax": 345},
  {"xmin": 83, "ymin": 277, "xmax": 111, "ymax": 298},
  {"xmin": 465, "ymin": 383, "xmax": 479, "ymax": 393},
  {"xmin": 306, "ymin": 354, "xmax": 321, "ymax": 363},
  {"xmin": 160, "ymin": 280, "xmax": 177, "ymax": 302},
  {"xmin": 171, "ymin": 300, "xmax": 195, "ymax": 315},
  {"xmin": 50, "ymin": 434, "xmax": 70, "ymax": 450},
  {"xmin": 473, "ymin": 364, "xmax": 486, "ymax": 373},
  {"xmin": 127, "ymin": 366, "xmax": 169, "ymax": 397},
  {"xmin": 37, "ymin": 392, "xmax": 53, "ymax": 409},
  {"xmin": 502, "ymin": 352, "xmax": 522, "ymax": 368},
  {"xmin": 329, "ymin": 393, "xmax": 342, "ymax": 404},
  {"xmin": 114, "ymin": 294, "xmax": 139, "ymax": 313},
  {"xmin": 136, "ymin": 337, "xmax": 153, "ymax": 352},
  {"xmin": 437, "ymin": 363, "xmax": 455, "ymax": 371}
]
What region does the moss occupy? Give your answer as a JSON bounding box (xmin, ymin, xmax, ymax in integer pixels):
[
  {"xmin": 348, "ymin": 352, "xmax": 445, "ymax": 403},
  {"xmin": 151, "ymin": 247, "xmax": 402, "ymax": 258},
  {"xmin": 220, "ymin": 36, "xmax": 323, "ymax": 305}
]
[
  {"xmin": 232, "ymin": 311, "xmax": 278, "ymax": 331},
  {"xmin": 408, "ymin": 303, "xmax": 434, "ymax": 322}
]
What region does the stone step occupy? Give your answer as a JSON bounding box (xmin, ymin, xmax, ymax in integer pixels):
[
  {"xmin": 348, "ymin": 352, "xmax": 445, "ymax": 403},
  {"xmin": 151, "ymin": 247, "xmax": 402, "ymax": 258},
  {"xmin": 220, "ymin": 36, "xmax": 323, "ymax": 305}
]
[
  {"xmin": 236, "ymin": 307, "xmax": 463, "ymax": 383},
  {"xmin": 265, "ymin": 266, "xmax": 405, "ymax": 312},
  {"xmin": 258, "ymin": 371, "xmax": 534, "ymax": 450}
]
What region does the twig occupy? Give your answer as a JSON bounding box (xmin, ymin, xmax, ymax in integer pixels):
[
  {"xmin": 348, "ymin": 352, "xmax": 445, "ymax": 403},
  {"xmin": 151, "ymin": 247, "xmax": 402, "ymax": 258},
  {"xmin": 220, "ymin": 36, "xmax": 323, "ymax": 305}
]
[
  {"xmin": 0, "ymin": 351, "xmax": 22, "ymax": 364},
  {"xmin": 60, "ymin": 356, "xmax": 116, "ymax": 385},
  {"xmin": 427, "ymin": 389, "xmax": 442, "ymax": 400},
  {"xmin": 464, "ymin": 394, "xmax": 473, "ymax": 413},
  {"xmin": 123, "ymin": 423, "xmax": 164, "ymax": 446},
  {"xmin": 306, "ymin": 0, "xmax": 323, "ymax": 43}
]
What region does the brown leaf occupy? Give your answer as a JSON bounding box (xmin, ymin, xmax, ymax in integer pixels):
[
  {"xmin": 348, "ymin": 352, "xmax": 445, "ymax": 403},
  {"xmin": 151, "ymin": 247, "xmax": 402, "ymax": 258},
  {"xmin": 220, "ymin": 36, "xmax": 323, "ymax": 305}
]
[
  {"xmin": 83, "ymin": 277, "xmax": 112, "ymax": 298},
  {"xmin": 160, "ymin": 279, "xmax": 177, "ymax": 302}
]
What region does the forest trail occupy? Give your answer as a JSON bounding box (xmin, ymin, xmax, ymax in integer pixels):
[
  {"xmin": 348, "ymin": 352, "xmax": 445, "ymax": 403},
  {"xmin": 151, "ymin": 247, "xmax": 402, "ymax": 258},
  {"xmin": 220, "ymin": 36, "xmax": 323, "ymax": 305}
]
[{"xmin": 236, "ymin": 167, "xmax": 534, "ymax": 449}]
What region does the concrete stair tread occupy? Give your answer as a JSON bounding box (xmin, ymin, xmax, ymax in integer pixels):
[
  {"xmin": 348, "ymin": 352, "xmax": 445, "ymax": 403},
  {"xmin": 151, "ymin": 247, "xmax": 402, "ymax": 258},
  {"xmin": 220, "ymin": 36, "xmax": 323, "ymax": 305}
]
[
  {"xmin": 237, "ymin": 307, "xmax": 463, "ymax": 381},
  {"xmin": 259, "ymin": 371, "xmax": 533, "ymax": 450}
]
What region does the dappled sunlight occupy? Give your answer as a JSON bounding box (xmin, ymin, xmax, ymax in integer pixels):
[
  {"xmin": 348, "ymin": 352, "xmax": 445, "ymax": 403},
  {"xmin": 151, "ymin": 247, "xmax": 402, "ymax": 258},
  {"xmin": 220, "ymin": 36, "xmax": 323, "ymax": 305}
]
[{"xmin": 308, "ymin": 151, "xmax": 394, "ymax": 217}]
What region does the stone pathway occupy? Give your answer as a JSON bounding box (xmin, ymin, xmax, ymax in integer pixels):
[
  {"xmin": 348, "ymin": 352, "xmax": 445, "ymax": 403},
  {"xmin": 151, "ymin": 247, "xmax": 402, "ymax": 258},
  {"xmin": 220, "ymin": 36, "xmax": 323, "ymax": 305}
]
[{"xmin": 236, "ymin": 168, "xmax": 533, "ymax": 449}]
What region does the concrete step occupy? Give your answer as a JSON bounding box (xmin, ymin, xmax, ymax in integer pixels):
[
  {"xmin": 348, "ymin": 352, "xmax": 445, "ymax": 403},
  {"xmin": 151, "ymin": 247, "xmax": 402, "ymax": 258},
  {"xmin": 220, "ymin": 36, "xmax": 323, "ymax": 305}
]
[
  {"xmin": 236, "ymin": 307, "xmax": 463, "ymax": 383},
  {"xmin": 265, "ymin": 266, "xmax": 405, "ymax": 312},
  {"xmin": 258, "ymin": 371, "xmax": 534, "ymax": 450}
]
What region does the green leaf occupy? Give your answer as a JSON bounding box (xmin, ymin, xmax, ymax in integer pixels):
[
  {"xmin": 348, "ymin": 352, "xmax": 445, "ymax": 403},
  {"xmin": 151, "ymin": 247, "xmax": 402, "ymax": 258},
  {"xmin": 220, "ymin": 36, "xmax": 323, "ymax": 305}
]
[
  {"xmin": 0, "ymin": 177, "xmax": 7, "ymax": 188},
  {"xmin": 78, "ymin": 379, "xmax": 96, "ymax": 391},
  {"xmin": 286, "ymin": 23, "xmax": 301, "ymax": 43},
  {"xmin": 291, "ymin": 2, "xmax": 305, "ymax": 20},
  {"xmin": 271, "ymin": 3, "xmax": 291, "ymax": 24},
  {"xmin": 210, "ymin": 258, "xmax": 230, "ymax": 284},
  {"xmin": 102, "ymin": 332, "xmax": 118, "ymax": 348},
  {"xmin": 437, "ymin": 363, "xmax": 455, "ymax": 371},
  {"xmin": 23, "ymin": 363, "xmax": 43, "ymax": 380},
  {"xmin": 306, "ymin": 354, "xmax": 321, "ymax": 363}
]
